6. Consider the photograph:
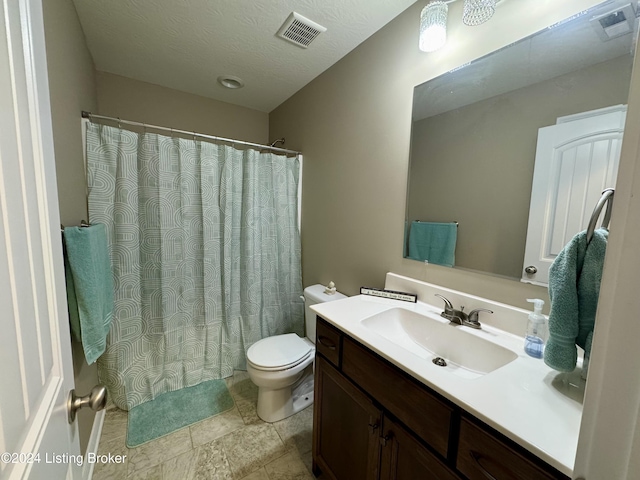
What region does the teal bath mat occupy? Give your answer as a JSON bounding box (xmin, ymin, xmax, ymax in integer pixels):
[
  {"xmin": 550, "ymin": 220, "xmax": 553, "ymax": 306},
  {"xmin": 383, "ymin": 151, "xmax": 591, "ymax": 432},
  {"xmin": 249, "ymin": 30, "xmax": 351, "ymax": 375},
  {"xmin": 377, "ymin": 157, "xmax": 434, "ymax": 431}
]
[{"xmin": 126, "ymin": 380, "xmax": 234, "ymax": 447}]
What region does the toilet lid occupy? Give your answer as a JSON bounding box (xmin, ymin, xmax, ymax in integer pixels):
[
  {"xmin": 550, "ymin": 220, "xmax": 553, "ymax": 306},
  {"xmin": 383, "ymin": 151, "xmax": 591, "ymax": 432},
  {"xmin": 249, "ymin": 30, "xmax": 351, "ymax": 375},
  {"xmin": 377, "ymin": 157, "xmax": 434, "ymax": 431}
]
[{"xmin": 247, "ymin": 333, "xmax": 312, "ymax": 370}]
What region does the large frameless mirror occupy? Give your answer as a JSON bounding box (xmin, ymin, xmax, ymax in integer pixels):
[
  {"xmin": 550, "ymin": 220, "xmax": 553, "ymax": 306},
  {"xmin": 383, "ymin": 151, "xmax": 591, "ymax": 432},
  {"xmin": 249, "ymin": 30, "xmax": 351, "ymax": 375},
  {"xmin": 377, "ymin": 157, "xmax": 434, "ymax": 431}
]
[{"xmin": 405, "ymin": 0, "xmax": 636, "ymax": 285}]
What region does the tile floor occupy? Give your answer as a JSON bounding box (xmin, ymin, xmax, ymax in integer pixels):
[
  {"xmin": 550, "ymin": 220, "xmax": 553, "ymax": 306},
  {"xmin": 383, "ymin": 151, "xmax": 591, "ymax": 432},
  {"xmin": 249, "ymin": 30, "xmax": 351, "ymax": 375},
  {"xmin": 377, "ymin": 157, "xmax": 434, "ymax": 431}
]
[{"xmin": 93, "ymin": 371, "xmax": 316, "ymax": 480}]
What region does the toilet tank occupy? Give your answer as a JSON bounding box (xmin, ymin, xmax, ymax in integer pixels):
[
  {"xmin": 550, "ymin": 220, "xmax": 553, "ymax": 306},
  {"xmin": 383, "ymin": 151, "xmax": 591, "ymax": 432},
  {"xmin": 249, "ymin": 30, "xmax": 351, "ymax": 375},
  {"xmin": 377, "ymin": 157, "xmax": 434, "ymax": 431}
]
[{"xmin": 303, "ymin": 284, "xmax": 346, "ymax": 343}]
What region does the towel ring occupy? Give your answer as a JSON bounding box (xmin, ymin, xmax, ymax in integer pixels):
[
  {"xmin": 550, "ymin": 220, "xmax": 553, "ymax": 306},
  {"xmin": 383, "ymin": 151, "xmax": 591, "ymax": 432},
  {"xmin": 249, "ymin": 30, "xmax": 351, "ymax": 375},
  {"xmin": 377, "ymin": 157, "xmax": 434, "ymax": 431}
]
[{"xmin": 586, "ymin": 188, "xmax": 614, "ymax": 244}]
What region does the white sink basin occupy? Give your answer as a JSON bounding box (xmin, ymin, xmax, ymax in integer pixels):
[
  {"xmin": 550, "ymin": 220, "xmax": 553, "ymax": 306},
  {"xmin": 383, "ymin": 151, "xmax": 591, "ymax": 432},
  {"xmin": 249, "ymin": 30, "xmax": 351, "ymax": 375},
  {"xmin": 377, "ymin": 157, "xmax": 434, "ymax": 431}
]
[{"xmin": 361, "ymin": 308, "xmax": 518, "ymax": 378}]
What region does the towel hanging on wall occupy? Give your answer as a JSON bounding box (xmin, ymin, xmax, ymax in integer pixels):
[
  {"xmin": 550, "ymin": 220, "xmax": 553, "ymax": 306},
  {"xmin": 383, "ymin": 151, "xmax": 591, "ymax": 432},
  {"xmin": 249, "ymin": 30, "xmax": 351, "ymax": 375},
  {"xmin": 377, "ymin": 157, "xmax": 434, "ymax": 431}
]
[
  {"xmin": 544, "ymin": 228, "xmax": 608, "ymax": 373},
  {"xmin": 63, "ymin": 223, "xmax": 114, "ymax": 364}
]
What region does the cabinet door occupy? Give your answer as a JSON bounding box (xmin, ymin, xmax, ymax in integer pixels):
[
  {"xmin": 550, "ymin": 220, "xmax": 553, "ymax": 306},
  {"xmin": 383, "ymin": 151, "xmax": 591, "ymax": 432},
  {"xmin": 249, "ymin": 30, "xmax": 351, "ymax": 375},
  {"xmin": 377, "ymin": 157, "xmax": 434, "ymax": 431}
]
[
  {"xmin": 342, "ymin": 337, "xmax": 453, "ymax": 458},
  {"xmin": 313, "ymin": 355, "xmax": 382, "ymax": 480},
  {"xmin": 379, "ymin": 416, "xmax": 460, "ymax": 480}
]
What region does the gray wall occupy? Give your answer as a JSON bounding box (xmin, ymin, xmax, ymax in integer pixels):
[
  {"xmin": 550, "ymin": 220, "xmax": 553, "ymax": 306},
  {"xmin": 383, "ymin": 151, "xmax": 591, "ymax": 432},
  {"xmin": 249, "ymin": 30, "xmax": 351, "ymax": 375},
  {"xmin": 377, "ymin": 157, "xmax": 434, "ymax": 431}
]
[
  {"xmin": 42, "ymin": 0, "xmax": 99, "ymax": 455},
  {"xmin": 408, "ymin": 55, "xmax": 632, "ymax": 279},
  {"xmin": 96, "ymin": 72, "xmax": 269, "ymax": 144},
  {"xmin": 269, "ymin": 0, "xmax": 603, "ymax": 308},
  {"xmin": 43, "ymin": 0, "xmax": 97, "ymax": 227}
]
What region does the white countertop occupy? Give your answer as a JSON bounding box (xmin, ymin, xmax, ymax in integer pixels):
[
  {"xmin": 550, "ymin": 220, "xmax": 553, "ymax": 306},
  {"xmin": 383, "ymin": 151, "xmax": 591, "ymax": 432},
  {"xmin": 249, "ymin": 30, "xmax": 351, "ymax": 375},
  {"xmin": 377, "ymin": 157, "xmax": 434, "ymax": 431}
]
[{"xmin": 311, "ymin": 294, "xmax": 583, "ymax": 477}]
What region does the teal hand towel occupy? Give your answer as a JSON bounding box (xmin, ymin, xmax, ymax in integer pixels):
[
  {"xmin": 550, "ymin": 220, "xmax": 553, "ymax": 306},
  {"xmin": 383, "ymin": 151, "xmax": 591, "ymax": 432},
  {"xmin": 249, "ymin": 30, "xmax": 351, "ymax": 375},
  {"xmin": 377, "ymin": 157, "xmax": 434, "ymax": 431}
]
[
  {"xmin": 63, "ymin": 224, "xmax": 114, "ymax": 364},
  {"xmin": 63, "ymin": 247, "xmax": 81, "ymax": 342},
  {"xmin": 408, "ymin": 221, "xmax": 457, "ymax": 267},
  {"xmin": 544, "ymin": 228, "xmax": 608, "ymax": 372}
]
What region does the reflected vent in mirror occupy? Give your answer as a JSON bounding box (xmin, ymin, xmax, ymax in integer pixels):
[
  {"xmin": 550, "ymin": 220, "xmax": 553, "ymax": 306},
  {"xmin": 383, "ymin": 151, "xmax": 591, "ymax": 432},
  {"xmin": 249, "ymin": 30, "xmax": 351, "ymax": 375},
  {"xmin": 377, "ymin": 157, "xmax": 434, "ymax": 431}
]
[
  {"xmin": 277, "ymin": 12, "xmax": 327, "ymax": 48},
  {"xmin": 590, "ymin": 3, "xmax": 636, "ymax": 41}
]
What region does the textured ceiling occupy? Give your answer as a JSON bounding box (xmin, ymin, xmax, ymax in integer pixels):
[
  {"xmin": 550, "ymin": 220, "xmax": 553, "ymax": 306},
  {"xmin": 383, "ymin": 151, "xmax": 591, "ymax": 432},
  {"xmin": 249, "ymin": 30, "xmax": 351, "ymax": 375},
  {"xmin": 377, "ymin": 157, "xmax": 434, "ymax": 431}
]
[{"xmin": 72, "ymin": 0, "xmax": 416, "ymax": 112}]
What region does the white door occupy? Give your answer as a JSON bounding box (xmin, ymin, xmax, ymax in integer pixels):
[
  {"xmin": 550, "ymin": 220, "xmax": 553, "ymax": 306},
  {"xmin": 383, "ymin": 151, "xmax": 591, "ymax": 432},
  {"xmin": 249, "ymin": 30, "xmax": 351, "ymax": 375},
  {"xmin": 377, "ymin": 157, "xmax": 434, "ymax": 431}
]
[
  {"xmin": 521, "ymin": 105, "xmax": 626, "ymax": 286},
  {"xmin": 0, "ymin": 0, "xmax": 80, "ymax": 479}
]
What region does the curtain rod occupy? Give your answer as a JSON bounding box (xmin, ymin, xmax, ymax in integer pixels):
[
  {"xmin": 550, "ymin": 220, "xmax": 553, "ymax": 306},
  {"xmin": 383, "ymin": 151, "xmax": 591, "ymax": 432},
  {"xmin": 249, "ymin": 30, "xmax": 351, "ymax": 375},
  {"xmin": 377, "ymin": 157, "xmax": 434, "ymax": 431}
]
[{"xmin": 81, "ymin": 111, "xmax": 301, "ymax": 156}]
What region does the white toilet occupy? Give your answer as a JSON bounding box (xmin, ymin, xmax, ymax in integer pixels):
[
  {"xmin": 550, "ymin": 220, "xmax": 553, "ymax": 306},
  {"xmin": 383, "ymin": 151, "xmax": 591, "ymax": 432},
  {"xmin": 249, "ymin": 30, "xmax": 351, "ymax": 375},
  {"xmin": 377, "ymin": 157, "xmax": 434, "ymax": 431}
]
[{"xmin": 246, "ymin": 284, "xmax": 346, "ymax": 422}]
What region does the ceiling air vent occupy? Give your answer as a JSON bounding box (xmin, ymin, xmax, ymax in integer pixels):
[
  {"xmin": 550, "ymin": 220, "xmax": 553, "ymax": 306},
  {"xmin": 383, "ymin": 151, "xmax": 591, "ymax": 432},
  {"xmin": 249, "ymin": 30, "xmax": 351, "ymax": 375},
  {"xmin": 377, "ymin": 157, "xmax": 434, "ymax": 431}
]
[{"xmin": 276, "ymin": 12, "xmax": 326, "ymax": 48}]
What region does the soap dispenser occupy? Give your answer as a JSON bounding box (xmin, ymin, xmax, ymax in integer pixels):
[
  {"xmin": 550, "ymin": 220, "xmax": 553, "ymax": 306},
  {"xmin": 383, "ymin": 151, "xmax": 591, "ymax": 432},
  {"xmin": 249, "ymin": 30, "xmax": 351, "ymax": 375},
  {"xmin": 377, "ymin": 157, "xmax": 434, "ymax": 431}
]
[{"xmin": 524, "ymin": 299, "xmax": 547, "ymax": 359}]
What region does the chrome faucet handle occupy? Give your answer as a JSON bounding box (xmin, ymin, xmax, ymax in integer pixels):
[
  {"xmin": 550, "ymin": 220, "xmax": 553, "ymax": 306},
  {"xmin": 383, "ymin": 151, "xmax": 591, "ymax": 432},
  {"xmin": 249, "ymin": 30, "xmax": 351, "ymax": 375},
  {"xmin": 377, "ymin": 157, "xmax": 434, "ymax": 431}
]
[
  {"xmin": 434, "ymin": 294, "xmax": 454, "ymax": 313},
  {"xmin": 468, "ymin": 308, "xmax": 493, "ymax": 324}
]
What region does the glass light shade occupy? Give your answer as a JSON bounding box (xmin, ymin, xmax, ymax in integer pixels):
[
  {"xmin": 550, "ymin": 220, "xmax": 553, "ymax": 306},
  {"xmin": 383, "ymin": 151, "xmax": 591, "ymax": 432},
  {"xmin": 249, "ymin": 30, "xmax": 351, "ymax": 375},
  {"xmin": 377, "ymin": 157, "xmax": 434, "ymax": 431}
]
[
  {"xmin": 420, "ymin": 2, "xmax": 448, "ymax": 53},
  {"xmin": 463, "ymin": 0, "xmax": 497, "ymax": 26}
]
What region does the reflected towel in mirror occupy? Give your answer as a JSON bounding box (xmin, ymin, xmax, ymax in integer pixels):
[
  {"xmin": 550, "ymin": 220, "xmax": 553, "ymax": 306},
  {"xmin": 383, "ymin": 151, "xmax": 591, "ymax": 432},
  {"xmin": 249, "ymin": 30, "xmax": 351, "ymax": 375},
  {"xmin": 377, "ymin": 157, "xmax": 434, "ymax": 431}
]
[{"xmin": 408, "ymin": 221, "xmax": 457, "ymax": 267}]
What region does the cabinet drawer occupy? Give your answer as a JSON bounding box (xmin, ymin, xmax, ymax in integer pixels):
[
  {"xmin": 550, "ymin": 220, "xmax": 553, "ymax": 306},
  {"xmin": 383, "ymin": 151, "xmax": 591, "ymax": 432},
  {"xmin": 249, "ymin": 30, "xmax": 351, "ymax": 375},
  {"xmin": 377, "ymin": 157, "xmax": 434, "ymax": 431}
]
[
  {"xmin": 457, "ymin": 418, "xmax": 566, "ymax": 480},
  {"xmin": 342, "ymin": 337, "xmax": 453, "ymax": 459},
  {"xmin": 316, "ymin": 317, "xmax": 342, "ymax": 368}
]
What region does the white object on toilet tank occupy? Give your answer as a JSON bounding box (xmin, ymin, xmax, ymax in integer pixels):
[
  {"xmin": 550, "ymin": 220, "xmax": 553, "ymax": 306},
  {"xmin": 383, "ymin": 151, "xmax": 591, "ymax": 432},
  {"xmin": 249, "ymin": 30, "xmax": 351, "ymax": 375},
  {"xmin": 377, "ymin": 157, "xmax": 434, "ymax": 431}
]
[{"xmin": 303, "ymin": 283, "xmax": 346, "ymax": 343}]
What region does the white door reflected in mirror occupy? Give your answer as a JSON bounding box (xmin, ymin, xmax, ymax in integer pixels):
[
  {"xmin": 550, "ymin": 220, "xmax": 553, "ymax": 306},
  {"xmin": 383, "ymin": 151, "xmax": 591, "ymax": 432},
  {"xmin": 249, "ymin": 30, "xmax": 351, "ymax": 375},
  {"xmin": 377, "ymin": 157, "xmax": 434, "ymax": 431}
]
[{"xmin": 521, "ymin": 105, "xmax": 626, "ymax": 285}]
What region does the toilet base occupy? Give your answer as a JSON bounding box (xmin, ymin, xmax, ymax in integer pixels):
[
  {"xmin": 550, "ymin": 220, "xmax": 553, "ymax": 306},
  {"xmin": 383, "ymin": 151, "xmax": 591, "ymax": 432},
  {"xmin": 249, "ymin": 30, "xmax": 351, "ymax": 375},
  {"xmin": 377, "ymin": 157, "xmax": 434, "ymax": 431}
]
[{"xmin": 256, "ymin": 365, "xmax": 314, "ymax": 423}]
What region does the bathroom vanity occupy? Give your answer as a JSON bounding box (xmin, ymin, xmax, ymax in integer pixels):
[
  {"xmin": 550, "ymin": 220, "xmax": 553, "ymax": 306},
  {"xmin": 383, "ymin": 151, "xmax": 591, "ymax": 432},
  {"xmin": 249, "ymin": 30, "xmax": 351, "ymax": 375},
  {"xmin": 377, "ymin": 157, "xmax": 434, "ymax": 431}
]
[{"xmin": 310, "ymin": 274, "xmax": 582, "ymax": 480}]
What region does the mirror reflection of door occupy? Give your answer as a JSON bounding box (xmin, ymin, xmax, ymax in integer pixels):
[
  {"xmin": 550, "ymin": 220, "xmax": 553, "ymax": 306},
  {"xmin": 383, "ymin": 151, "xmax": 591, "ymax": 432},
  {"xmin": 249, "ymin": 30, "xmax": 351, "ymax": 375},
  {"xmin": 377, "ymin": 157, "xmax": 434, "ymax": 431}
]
[{"xmin": 521, "ymin": 105, "xmax": 626, "ymax": 285}]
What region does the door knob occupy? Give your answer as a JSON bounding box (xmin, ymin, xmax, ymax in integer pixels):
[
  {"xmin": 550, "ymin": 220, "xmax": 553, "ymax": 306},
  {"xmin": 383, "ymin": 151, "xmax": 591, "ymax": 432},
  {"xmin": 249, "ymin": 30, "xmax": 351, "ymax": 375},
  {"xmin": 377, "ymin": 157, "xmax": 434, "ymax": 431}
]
[
  {"xmin": 67, "ymin": 385, "xmax": 107, "ymax": 423},
  {"xmin": 524, "ymin": 265, "xmax": 537, "ymax": 275}
]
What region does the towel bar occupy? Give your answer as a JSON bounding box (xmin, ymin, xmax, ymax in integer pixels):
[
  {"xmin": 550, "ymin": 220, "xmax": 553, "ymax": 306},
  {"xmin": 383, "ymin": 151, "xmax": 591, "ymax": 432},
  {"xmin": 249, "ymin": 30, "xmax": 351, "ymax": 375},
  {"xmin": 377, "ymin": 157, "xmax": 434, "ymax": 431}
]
[
  {"xmin": 60, "ymin": 220, "xmax": 91, "ymax": 233},
  {"xmin": 586, "ymin": 188, "xmax": 614, "ymax": 244},
  {"xmin": 416, "ymin": 220, "xmax": 459, "ymax": 226}
]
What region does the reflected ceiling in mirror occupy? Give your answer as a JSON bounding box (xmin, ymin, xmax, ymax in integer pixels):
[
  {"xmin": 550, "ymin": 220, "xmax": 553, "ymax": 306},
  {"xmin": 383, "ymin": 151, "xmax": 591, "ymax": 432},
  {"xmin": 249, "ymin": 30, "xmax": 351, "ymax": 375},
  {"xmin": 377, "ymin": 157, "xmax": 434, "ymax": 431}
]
[{"xmin": 405, "ymin": 0, "xmax": 635, "ymax": 280}]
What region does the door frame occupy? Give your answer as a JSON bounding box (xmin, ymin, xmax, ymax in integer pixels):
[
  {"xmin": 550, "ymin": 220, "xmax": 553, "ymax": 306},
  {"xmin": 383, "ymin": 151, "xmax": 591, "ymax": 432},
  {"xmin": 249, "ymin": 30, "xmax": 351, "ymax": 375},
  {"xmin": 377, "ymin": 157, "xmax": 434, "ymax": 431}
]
[{"xmin": 573, "ymin": 30, "xmax": 640, "ymax": 480}]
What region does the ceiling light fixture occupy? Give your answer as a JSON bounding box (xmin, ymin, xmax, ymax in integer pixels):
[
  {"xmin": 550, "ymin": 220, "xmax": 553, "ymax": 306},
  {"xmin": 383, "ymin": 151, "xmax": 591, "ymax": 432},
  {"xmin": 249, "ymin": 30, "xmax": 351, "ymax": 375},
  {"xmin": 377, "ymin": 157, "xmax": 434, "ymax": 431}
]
[
  {"xmin": 217, "ymin": 75, "xmax": 245, "ymax": 89},
  {"xmin": 420, "ymin": 0, "xmax": 504, "ymax": 53},
  {"xmin": 419, "ymin": 2, "xmax": 448, "ymax": 53},
  {"xmin": 462, "ymin": 0, "xmax": 497, "ymax": 26}
]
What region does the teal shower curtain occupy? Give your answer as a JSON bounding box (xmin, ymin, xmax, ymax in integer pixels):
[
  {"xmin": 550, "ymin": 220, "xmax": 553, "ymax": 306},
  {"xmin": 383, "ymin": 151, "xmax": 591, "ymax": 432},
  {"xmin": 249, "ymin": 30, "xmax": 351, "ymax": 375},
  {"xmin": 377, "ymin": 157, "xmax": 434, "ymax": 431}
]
[{"xmin": 86, "ymin": 123, "xmax": 304, "ymax": 410}]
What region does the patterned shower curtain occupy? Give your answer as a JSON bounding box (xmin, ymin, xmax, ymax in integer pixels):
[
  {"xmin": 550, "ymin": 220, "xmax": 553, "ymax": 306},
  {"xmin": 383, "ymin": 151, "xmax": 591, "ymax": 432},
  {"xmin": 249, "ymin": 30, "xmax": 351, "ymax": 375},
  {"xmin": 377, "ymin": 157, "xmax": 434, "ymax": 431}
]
[{"xmin": 86, "ymin": 123, "xmax": 304, "ymax": 410}]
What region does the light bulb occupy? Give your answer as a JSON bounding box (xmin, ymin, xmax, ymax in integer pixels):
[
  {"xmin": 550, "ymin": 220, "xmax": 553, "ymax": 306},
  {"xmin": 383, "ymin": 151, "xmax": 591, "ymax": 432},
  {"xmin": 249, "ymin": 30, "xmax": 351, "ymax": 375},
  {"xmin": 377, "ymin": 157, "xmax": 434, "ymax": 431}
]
[
  {"xmin": 420, "ymin": 2, "xmax": 448, "ymax": 53},
  {"xmin": 463, "ymin": 0, "xmax": 497, "ymax": 26}
]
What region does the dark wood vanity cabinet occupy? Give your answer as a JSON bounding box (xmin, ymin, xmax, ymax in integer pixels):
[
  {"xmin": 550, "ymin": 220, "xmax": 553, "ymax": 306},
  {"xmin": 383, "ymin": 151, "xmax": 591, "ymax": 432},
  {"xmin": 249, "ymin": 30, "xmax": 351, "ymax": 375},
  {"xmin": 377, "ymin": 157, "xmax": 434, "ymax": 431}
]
[{"xmin": 313, "ymin": 317, "xmax": 569, "ymax": 480}]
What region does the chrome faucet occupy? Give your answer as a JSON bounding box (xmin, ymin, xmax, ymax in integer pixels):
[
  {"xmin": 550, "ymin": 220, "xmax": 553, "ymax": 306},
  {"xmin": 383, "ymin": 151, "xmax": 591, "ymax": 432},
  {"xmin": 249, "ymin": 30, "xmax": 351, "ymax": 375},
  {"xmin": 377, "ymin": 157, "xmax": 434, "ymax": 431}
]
[{"xmin": 434, "ymin": 294, "xmax": 493, "ymax": 329}]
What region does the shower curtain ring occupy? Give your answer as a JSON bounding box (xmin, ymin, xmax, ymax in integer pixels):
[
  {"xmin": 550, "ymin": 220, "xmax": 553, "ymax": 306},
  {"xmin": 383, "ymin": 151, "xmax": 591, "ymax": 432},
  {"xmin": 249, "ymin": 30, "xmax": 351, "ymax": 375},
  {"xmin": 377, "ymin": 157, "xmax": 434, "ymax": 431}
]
[
  {"xmin": 117, "ymin": 117, "xmax": 122, "ymax": 129},
  {"xmin": 193, "ymin": 131, "xmax": 197, "ymax": 142}
]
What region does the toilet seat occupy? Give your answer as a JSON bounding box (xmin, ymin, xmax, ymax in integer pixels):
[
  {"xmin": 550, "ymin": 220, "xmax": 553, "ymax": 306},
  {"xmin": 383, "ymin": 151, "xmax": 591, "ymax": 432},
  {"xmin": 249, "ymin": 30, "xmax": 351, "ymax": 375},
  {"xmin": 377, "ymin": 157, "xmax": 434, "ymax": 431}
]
[{"xmin": 247, "ymin": 333, "xmax": 313, "ymax": 372}]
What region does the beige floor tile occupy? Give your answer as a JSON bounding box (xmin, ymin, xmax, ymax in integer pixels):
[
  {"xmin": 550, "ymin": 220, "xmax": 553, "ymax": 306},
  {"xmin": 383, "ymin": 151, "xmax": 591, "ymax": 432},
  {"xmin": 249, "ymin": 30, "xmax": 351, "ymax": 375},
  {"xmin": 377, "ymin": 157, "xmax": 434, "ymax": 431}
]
[
  {"xmin": 93, "ymin": 371, "xmax": 314, "ymax": 480},
  {"xmin": 190, "ymin": 407, "xmax": 245, "ymax": 447},
  {"xmin": 101, "ymin": 408, "xmax": 129, "ymax": 442},
  {"xmin": 226, "ymin": 372, "xmax": 261, "ymax": 425},
  {"xmin": 92, "ymin": 436, "xmax": 130, "ymax": 480},
  {"xmin": 238, "ymin": 467, "xmax": 270, "ymax": 480},
  {"xmin": 127, "ymin": 464, "xmax": 162, "ymax": 480},
  {"xmin": 273, "ymin": 406, "xmax": 313, "ymax": 456},
  {"xmin": 225, "ymin": 371, "xmax": 254, "ymax": 395},
  {"xmin": 97, "ymin": 434, "xmax": 128, "ymax": 456},
  {"xmin": 128, "ymin": 428, "xmax": 192, "ymax": 475},
  {"xmin": 219, "ymin": 423, "xmax": 287, "ymax": 479},
  {"xmin": 93, "ymin": 458, "xmax": 129, "ymax": 480},
  {"xmin": 299, "ymin": 451, "xmax": 313, "ymax": 476},
  {"xmin": 193, "ymin": 440, "xmax": 234, "ymax": 480},
  {"xmin": 235, "ymin": 396, "xmax": 262, "ymax": 426},
  {"xmin": 162, "ymin": 448, "xmax": 199, "ymax": 480},
  {"xmin": 264, "ymin": 451, "xmax": 314, "ymax": 480}
]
